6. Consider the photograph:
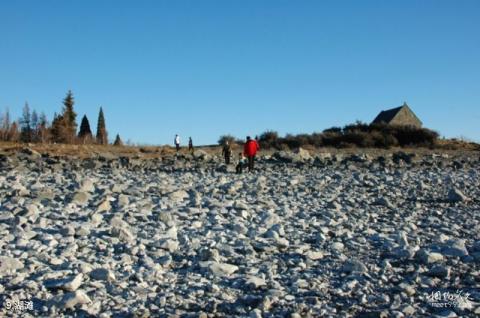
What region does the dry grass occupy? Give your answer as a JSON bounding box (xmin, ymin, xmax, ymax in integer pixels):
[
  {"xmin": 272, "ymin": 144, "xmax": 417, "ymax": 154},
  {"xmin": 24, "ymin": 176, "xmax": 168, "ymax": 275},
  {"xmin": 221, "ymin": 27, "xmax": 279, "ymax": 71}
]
[{"xmin": 1, "ymin": 141, "xmax": 478, "ymax": 160}]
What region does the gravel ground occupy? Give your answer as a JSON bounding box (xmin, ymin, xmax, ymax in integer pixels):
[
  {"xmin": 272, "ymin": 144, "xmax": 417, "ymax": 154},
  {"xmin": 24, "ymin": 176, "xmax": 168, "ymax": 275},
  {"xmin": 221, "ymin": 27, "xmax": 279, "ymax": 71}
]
[{"xmin": 0, "ymin": 148, "xmax": 479, "ymax": 317}]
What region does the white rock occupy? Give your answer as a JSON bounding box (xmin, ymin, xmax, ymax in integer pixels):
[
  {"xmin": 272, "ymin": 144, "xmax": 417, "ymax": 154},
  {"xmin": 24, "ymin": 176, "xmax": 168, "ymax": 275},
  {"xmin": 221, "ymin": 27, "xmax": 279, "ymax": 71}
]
[
  {"xmin": 245, "ymin": 276, "xmax": 266, "ymax": 289},
  {"xmin": 96, "ymin": 199, "xmax": 111, "ymax": 213},
  {"xmin": 200, "ymin": 262, "xmax": 239, "ymax": 277},
  {"xmin": 305, "ymin": 251, "xmax": 324, "ymax": 260},
  {"xmin": 0, "ymin": 256, "xmax": 24, "ymax": 275},
  {"xmin": 168, "ymin": 190, "xmax": 189, "ymax": 202},
  {"xmin": 80, "ymin": 179, "xmax": 95, "ymax": 193},
  {"xmin": 59, "ymin": 290, "xmax": 91, "ymax": 309}
]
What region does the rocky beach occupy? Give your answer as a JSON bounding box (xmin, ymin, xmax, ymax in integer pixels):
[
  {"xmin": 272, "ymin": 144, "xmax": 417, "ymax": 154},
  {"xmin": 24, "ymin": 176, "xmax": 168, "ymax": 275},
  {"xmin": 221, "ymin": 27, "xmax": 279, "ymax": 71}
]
[{"xmin": 0, "ymin": 148, "xmax": 479, "ymax": 317}]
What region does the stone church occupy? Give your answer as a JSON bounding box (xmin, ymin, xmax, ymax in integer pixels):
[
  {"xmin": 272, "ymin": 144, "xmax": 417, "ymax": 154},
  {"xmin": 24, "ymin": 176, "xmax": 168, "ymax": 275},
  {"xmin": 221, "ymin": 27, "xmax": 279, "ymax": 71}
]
[{"xmin": 371, "ymin": 102, "xmax": 422, "ymax": 128}]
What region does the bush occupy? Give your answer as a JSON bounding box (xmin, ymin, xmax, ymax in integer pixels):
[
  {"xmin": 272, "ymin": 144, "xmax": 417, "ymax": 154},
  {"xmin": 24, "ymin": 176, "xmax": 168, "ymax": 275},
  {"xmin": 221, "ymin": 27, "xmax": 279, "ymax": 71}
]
[
  {"xmin": 218, "ymin": 135, "xmax": 236, "ymax": 146},
  {"xmin": 391, "ymin": 125, "xmax": 438, "ymax": 147},
  {"xmin": 321, "ymin": 132, "xmax": 342, "ymax": 147},
  {"xmin": 323, "ymin": 127, "xmax": 342, "ymax": 134},
  {"xmin": 258, "ymin": 130, "xmax": 280, "ymax": 149},
  {"xmin": 283, "ymin": 134, "xmax": 302, "ymax": 149},
  {"xmin": 220, "ymin": 123, "xmax": 439, "ymax": 150}
]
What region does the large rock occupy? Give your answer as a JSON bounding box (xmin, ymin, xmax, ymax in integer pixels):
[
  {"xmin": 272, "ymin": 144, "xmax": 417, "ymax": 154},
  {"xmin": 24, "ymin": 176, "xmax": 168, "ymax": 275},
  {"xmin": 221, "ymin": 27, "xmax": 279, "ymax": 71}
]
[
  {"xmin": 427, "ymin": 265, "xmax": 450, "ymax": 278},
  {"xmin": 447, "ymin": 188, "xmax": 469, "ymax": 202},
  {"xmin": 200, "ymin": 261, "xmax": 239, "ymax": 277},
  {"xmin": 44, "ymin": 273, "xmax": 83, "ymax": 292},
  {"xmin": 0, "ymin": 256, "xmax": 24, "ymax": 275},
  {"xmin": 58, "ymin": 290, "xmax": 91, "ymax": 309},
  {"xmin": 110, "ymin": 217, "xmax": 135, "ymax": 243},
  {"xmin": 96, "ymin": 198, "xmax": 111, "ymax": 213},
  {"xmin": 342, "ymin": 260, "xmax": 368, "ymax": 274},
  {"xmin": 71, "ymin": 191, "xmax": 90, "ymax": 205},
  {"xmin": 90, "ymin": 268, "xmax": 116, "ymax": 282},
  {"xmin": 441, "ymin": 239, "xmax": 469, "ymax": 257},
  {"xmin": 168, "ymin": 189, "xmax": 189, "ymax": 203},
  {"xmin": 193, "ymin": 150, "xmax": 211, "ymax": 161},
  {"xmin": 415, "ymin": 249, "xmax": 444, "ymax": 264},
  {"xmin": 80, "ymin": 179, "xmax": 95, "ymax": 193},
  {"xmin": 272, "ymin": 150, "xmax": 311, "ymax": 164},
  {"xmin": 293, "ymin": 147, "xmax": 312, "ymax": 161}
]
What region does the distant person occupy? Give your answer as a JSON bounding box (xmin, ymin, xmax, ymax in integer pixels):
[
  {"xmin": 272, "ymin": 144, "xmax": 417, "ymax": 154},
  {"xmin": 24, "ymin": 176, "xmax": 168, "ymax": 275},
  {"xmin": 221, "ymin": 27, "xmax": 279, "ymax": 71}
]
[
  {"xmin": 243, "ymin": 136, "xmax": 259, "ymax": 172},
  {"xmin": 236, "ymin": 152, "xmax": 246, "ymax": 174},
  {"xmin": 188, "ymin": 137, "xmax": 194, "ymax": 154},
  {"xmin": 174, "ymin": 134, "xmax": 180, "ymax": 152},
  {"xmin": 222, "ymin": 141, "xmax": 232, "ymax": 164}
]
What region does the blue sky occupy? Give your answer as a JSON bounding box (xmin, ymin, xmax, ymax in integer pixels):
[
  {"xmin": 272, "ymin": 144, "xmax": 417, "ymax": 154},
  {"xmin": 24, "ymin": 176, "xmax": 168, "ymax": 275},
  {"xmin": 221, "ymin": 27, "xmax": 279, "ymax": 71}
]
[{"xmin": 1, "ymin": 0, "xmax": 479, "ymax": 145}]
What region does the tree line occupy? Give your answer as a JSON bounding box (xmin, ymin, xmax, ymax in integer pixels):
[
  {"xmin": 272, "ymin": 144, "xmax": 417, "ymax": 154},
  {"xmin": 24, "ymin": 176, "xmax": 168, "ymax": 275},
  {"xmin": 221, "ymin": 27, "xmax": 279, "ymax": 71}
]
[{"xmin": 0, "ymin": 90, "xmax": 123, "ymax": 146}]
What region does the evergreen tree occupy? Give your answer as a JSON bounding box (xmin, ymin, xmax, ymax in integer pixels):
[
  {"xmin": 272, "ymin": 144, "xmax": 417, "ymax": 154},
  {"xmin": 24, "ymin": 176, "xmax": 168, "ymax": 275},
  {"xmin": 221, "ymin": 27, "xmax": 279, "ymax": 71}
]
[
  {"xmin": 113, "ymin": 134, "xmax": 123, "ymax": 146},
  {"xmin": 96, "ymin": 107, "xmax": 108, "ymax": 145},
  {"xmin": 51, "ymin": 112, "xmax": 64, "ymax": 143},
  {"xmin": 62, "ymin": 90, "xmax": 77, "ymax": 143},
  {"xmin": 31, "ymin": 110, "xmax": 39, "ymax": 142},
  {"xmin": 78, "ymin": 114, "xmax": 93, "ymax": 143},
  {"xmin": 20, "ymin": 102, "xmax": 32, "ymax": 143}
]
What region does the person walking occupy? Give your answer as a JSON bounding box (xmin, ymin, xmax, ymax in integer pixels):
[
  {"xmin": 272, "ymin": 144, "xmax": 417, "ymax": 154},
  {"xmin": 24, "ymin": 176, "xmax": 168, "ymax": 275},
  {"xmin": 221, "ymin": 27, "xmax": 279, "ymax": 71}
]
[
  {"xmin": 188, "ymin": 137, "xmax": 194, "ymax": 154},
  {"xmin": 174, "ymin": 134, "xmax": 181, "ymax": 153},
  {"xmin": 222, "ymin": 141, "xmax": 232, "ymax": 164},
  {"xmin": 243, "ymin": 136, "xmax": 259, "ymax": 172}
]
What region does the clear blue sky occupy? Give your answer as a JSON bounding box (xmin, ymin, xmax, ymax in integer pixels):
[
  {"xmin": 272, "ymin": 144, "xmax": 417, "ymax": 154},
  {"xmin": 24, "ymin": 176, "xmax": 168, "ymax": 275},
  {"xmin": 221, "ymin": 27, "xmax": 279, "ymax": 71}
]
[{"xmin": 1, "ymin": 0, "xmax": 479, "ymax": 145}]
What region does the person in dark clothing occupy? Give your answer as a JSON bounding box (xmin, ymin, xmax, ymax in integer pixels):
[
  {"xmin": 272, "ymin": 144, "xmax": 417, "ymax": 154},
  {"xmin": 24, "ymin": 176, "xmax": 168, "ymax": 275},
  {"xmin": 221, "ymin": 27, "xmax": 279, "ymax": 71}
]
[
  {"xmin": 243, "ymin": 136, "xmax": 259, "ymax": 172},
  {"xmin": 188, "ymin": 137, "xmax": 194, "ymax": 154},
  {"xmin": 222, "ymin": 141, "xmax": 232, "ymax": 164}
]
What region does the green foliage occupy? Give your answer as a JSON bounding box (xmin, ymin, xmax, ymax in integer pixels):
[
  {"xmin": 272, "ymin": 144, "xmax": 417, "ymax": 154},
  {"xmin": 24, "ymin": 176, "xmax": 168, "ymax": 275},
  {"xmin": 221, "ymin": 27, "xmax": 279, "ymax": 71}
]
[
  {"xmin": 96, "ymin": 107, "xmax": 108, "ymax": 145},
  {"xmin": 78, "ymin": 115, "xmax": 93, "ymax": 141},
  {"xmin": 113, "ymin": 134, "xmax": 123, "ymax": 146},
  {"xmin": 62, "ymin": 90, "xmax": 77, "ymax": 143}
]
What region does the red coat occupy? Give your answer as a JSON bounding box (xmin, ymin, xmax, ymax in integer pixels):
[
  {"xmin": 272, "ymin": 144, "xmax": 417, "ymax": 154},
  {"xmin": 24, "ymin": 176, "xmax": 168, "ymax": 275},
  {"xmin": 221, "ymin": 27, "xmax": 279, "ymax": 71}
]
[{"xmin": 244, "ymin": 140, "xmax": 259, "ymax": 157}]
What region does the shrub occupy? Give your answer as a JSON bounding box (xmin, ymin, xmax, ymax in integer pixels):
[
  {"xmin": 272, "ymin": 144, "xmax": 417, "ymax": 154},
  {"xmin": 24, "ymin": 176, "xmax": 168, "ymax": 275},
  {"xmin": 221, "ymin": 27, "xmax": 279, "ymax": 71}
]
[
  {"xmin": 218, "ymin": 135, "xmax": 236, "ymax": 146},
  {"xmin": 258, "ymin": 130, "xmax": 280, "ymax": 149},
  {"xmin": 323, "ymin": 127, "xmax": 342, "ymax": 134},
  {"xmin": 221, "ymin": 122, "xmax": 439, "ymax": 150}
]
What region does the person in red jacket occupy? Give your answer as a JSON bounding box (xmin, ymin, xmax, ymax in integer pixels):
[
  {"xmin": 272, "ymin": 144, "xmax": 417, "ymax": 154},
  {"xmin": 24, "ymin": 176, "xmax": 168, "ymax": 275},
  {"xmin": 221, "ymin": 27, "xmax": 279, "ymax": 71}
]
[{"xmin": 243, "ymin": 136, "xmax": 259, "ymax": 172}]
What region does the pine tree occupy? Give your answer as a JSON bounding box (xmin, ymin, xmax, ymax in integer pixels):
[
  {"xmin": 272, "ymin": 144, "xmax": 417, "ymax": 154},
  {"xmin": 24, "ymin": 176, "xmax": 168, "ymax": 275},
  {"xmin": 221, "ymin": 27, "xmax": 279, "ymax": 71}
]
[
  {"xmin": 113, "ymin": 134, "xmax": 123, "ymax": 146},
  {"xmin": 31, "ymin": 110, "xmax": 39, "ymax": 142},
  {"xmin": 20, "ymin": 102, "xmax": 32, "ymax": 143},
  {"xmin": 96, "ymin": 107, "xmax": 108, "ymax": 145},
  {"xmin": 78, "ymin": 114, "xmax": 93, "ymax": 143},
  {"xmin": 62, "ymin": 90, "xmax": 77, "ymax": 143},
  {"xmin": 51, "ymin": 113, "xmax": 64, "ymax": 143}
]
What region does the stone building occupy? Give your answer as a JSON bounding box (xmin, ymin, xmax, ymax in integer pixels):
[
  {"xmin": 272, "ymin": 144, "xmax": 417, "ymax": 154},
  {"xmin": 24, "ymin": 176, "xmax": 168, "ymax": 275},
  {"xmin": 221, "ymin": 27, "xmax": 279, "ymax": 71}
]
[{"xmin": 371, "ymin": 102, "xmax": 422, "ymax": 128}]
